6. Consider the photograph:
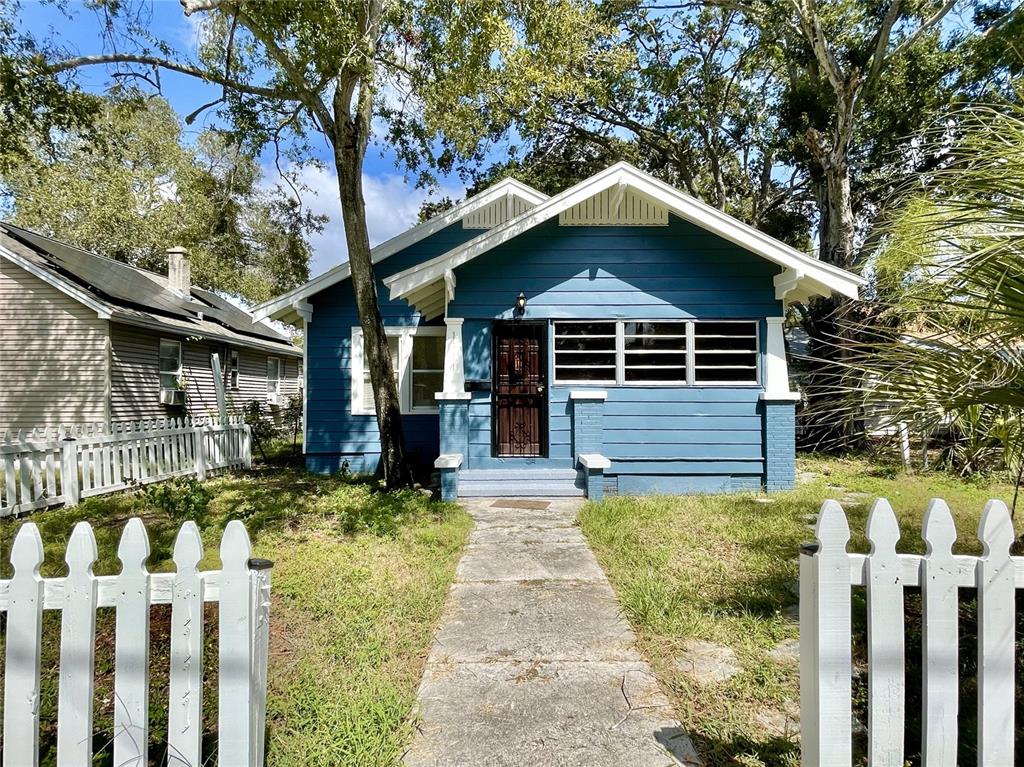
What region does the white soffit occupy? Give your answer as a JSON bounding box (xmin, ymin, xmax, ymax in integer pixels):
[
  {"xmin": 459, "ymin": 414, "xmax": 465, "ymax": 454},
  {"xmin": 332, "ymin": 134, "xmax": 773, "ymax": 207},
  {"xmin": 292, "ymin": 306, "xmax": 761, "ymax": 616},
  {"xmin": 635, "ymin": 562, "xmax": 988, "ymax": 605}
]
[
  {"xmin": 558, "ymin": 183, "xmax": 668, "ymax": 226},
  {"xmin": 251, "ymin": 177, "xmax": 548, "ymax": 324},
  {"xmin": 385, "ymin": 162, "xmax": 864, "ymax": 304}
]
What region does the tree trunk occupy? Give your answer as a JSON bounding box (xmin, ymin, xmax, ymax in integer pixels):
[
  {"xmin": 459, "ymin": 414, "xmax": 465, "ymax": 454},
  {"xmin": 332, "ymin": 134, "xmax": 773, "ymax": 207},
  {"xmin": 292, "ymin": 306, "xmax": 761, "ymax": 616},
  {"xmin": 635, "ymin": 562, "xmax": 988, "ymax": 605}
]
[
  {"xmin": 332, "ymin": 121, "xmax": 414, "ymax": 490},
  {"xmin": 818, "ymin": 156, "xmax": 856, "ymax": 268}
]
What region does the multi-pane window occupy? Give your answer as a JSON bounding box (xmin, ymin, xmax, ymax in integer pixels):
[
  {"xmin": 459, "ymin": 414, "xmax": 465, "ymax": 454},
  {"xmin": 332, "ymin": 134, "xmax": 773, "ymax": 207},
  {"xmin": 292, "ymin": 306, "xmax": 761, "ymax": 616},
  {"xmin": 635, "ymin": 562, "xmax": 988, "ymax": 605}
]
[
  {"xmin": 553, "ymin": 322, "xmax": 617, "ymax": 383},
  {"xmin": 553, "ymin": 320, "xmax": 758, "ymax": 385},
  {"xmin": 623, "ymin": 322, "xmax": 687, "ymax": 383},
  {"xmin": 692, "ymin": 322, "xmax": 758, "ymax": 383},
  {"xmin": 159, "ymin": 339, "xmax": 182, "ymax": 393},
  {"xmin": 411, "ymin": 336, "xmax": 444, "ymax": 410},
  {"xmin": 267, "ymin": 357, "xmax": 282, "ymax": 397},
  {"xmin": 361, "ymin": 335, "xmax": 400, "ymax": 412},
  {"xmin": 353, "ymin": 327, "xmax": 447, "ymax": 414}
]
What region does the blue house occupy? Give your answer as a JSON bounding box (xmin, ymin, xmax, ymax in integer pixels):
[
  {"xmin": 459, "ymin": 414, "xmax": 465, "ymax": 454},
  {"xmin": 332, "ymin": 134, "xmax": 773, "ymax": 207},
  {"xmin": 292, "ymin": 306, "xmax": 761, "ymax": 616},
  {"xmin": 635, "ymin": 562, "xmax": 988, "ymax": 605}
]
[{"xmin": 255, "ymin": 164, "xmax": 862, "ymax": 500}]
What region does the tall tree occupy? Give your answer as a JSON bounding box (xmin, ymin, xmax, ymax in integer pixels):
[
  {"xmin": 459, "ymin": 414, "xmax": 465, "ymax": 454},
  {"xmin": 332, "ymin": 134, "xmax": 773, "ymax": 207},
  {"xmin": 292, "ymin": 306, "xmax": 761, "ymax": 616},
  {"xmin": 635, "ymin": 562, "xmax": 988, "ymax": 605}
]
[
  {"xmin": 1, "ymin": 94, "xmax": 321, "ymax": 302},
  {"xmin": 16, "ymin": 0, "xmax": 618, "ymax": 488}
]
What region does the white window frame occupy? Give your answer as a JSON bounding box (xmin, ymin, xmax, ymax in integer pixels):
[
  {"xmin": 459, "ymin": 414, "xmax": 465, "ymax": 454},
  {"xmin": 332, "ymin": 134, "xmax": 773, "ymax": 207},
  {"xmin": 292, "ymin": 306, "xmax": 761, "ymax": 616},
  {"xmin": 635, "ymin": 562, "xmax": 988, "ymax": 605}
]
[
  {"xmin": 227, "ymin": 348, "xmax": 240, "ymax": 390},
  {"xmin": 552, "ymin": 319, "xmax": 760, "ymax": 387},
  {"xmin": 158, "ymin": 338, "xmax": 182, "ymax": 394},
  {"xmin": 267, "ymin": 356, "xmax": 282, "ymax": 397},
  {"xmin": 552, "ymin": 321, "xmax": 618, "ymax": 385},
  {"xmin": 350, "ymin": 326, "xmax": 446, "ymax": 415}
]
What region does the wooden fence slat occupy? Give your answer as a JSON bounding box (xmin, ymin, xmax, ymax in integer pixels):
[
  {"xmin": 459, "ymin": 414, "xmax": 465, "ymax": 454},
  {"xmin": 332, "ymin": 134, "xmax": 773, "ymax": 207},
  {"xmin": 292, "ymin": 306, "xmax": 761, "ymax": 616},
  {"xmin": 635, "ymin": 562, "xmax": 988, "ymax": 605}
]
[
  {"xmin": 113, "ymin": 518, "xmax": 152, "ymax": 767},
  {"xmin": 976, "ymin": 500, "xmax": 1015, "ymax": 766},
  {"xmin": 168, "ymin": 522, "xmax": 205, "ymax": 767},
  {"xmin": 219, "ymin": 521, "xmax": 255, "ymax": 764},
  {"xmin": 3, "ymin": 523, "xmax": 46, "ymax": 767},
  {"xmin": 807, "ymin": 500, "xmax": 852, "ymax": 767},
  {"xmin": 56, "ymin": 522, "xmax": 99, "ymax": 766},
  {"xmin": 921, "ymin": 499, "xmax": 959, "ymax": 766},
  {"xmin": 865, "ymin": 499, "xmax": 905, "ymax": 766}
]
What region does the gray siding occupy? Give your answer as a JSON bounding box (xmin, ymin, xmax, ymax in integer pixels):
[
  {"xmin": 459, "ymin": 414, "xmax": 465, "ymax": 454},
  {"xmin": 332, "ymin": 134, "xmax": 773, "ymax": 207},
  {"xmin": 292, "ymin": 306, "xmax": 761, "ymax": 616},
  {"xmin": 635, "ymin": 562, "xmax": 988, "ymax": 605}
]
[
  {"xmin": 0, "ymin": 258, "xmax": 109, "ymax": 431},
  {"xmin": 109, "ymin": 322, "xmax": 299, "ymax": 423}
]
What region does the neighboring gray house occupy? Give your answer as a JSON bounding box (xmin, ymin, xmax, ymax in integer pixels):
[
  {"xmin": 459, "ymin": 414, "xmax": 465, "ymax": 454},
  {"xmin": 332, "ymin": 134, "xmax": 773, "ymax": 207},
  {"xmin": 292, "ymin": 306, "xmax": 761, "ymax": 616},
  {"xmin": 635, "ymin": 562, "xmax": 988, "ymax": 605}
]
[{"xmin": 0, "ymin": 223, "xmax": 301, "ymax": 432}]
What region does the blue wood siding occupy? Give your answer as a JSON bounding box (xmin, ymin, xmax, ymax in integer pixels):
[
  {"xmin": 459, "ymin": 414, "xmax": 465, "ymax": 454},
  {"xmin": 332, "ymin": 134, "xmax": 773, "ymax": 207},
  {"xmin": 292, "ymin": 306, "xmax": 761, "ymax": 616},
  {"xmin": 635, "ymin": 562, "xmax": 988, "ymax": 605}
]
[
  {"xmin": 449, "ymin": 215, "xmax": 784, "ymax": 492},
  {"xmin": 304, "ymin": 222, "xmax": 479, "ymax": 475}
]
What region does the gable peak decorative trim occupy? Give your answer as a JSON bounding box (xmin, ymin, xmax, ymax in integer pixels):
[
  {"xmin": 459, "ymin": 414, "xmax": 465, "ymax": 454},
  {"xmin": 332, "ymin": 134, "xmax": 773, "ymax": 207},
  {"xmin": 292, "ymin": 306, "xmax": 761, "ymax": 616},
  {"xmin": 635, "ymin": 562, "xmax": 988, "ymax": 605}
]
[{"xmin": 384, "ymin": 162, "xmax": 864, "ymax": 308}]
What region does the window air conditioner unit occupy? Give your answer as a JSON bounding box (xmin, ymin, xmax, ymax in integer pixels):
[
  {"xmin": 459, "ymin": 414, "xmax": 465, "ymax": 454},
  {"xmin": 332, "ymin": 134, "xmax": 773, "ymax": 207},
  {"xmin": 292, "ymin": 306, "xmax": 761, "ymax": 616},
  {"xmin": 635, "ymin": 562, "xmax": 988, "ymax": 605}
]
[
  {"xmin": 267, "ymin": 391, "xmax": 282, "ymax": 407},
  {"xmin": 160, "ymin": 388, "xmax": 186, "ymax": 406}
]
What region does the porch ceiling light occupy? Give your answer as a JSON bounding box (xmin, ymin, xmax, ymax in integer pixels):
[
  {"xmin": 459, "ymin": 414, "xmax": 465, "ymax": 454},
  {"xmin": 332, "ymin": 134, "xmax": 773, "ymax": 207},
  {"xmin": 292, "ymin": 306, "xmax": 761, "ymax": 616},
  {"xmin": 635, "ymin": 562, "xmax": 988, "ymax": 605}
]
[{"xmin": 515, "ymin": 291, "xmax": 527, "ymax": 317}]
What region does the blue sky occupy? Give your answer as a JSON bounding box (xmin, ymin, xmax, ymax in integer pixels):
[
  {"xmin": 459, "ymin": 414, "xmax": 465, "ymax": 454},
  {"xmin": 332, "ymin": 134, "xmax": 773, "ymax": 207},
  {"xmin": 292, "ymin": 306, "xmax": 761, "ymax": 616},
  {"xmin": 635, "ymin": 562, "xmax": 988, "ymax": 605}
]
[{"xmin": 18, "ymin": 0, "xmax": 469, "ymax": 276}]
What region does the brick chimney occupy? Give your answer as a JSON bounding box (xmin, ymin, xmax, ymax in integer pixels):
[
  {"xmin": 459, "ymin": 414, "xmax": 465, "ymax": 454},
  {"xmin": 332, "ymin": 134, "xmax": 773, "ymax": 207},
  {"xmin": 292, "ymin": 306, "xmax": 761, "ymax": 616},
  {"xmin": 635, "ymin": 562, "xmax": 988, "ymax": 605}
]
[{"xmin": 167, "ymin": 246, "xmax": 191, "ymax": 296}]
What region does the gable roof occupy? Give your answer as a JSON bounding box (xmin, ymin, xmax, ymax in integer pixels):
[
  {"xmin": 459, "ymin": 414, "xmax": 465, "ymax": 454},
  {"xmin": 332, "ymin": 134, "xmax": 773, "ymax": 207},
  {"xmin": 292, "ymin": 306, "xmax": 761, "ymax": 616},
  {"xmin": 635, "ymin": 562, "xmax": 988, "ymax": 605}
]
[
  {"xmin": 252, "ymin": 177, "xmax": 548, "ymax": 325},
  {"xmin": 0, "ymin": 223, "xmax": 301, "ymax": 356},
  {"xmin": 384, "ymin": 162, "xmax": 864, "ymax": 311}
]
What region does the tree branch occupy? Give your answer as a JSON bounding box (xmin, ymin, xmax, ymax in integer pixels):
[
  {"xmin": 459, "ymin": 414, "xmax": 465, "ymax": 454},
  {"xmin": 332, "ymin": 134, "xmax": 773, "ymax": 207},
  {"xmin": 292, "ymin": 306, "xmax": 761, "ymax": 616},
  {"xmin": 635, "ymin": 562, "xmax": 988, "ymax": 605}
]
[
  {"xmin": 224, "ymin": 3, "xmax": 337, "ymax": 136},
  {"xmin": 45, "ymin": 53, "xmax": 296, "ymax": 101},
  {"xmin": 864, "ymin": 1, "xmax": 903, "ymax": 93},
  {"xmin": 888, "ymin": 0, "xmax": 957, "ymax": 61}
]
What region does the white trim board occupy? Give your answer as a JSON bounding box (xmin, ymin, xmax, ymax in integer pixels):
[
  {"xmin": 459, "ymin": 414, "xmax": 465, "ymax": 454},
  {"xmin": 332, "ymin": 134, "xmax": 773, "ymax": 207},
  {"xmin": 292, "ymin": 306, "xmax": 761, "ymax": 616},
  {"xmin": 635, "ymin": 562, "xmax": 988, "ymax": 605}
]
[
  {"xmin": 384, "ymin": 162, "xmax": 864, "ymax": 304},
  {"xmin": 252, "ymin": 178, "xmax": 548, "ymax": 325}
]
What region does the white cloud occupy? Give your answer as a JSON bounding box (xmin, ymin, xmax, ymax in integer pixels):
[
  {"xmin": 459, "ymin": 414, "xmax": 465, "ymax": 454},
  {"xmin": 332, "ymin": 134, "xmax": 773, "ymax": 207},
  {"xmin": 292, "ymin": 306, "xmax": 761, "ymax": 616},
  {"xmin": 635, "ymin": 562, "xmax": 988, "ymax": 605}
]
[{"xmin": 283, "ymin": 164, "xmax": 463, "ymax": 276}]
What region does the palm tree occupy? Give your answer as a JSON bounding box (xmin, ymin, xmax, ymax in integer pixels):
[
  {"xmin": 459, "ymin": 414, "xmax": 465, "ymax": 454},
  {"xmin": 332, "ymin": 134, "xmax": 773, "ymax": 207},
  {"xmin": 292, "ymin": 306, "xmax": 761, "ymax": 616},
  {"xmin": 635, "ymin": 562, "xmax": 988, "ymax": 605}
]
[{"xmin": 847, "ymin": 98, "xmax": 1024, "ymax": 491}]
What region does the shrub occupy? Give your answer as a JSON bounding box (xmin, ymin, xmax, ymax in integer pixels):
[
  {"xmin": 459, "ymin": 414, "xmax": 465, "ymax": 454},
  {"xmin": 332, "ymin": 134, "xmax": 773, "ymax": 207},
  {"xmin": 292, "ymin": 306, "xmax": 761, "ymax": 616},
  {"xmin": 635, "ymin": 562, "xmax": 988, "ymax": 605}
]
[{"xmin": 141, "ymin": 475, "xmax": 213, "ymax": 522}]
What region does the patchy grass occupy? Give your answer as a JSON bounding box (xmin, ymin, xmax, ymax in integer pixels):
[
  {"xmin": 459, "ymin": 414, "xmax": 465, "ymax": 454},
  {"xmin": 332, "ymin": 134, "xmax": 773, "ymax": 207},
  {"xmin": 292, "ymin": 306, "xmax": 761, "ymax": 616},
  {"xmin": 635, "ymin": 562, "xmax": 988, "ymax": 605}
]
[
  {"xmin": 578, "ymin": 455, "xmax": 1016, "ymax": 767},
  {"xmin": 0, "ymin": 466, "xmax": 471, "ymax": 767}
]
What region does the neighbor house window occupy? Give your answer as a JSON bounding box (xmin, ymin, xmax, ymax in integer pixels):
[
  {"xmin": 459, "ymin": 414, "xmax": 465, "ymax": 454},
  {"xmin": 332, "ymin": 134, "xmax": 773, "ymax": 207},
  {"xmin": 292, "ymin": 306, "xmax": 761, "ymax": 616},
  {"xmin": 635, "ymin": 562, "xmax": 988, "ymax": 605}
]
[
  {"xmin": 267, "ymin": 357, "xmax": 282, "ymax": 397},
  {"xmin": 227, "ymin": 349, "xmax": 240, "ymax": 390},
  {"xmin": 159, "ymin": 339, "xmax": 182, "ymax": 393},
  {"xmin": 692, "ymin": 322, "xmax": 759, "ymax": 384},
  {"xmin": 553, "ymin": 321, "xmax": 617, "ymax": 383},
  {"xmin": 351, "ymin": 326, "xmax": 446, "ymax": 415},
  {"xmin": 553, "ymin": 320, "xmax": 759, "ymax": 386}
]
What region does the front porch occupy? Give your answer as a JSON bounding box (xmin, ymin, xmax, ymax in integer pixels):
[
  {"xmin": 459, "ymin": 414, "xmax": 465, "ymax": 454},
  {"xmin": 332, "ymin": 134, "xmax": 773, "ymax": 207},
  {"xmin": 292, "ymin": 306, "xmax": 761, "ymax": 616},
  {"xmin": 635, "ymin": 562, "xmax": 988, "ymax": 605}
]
[{"xmin": 430, "ymin": 315, "xmax": 797, "ymax": 502}]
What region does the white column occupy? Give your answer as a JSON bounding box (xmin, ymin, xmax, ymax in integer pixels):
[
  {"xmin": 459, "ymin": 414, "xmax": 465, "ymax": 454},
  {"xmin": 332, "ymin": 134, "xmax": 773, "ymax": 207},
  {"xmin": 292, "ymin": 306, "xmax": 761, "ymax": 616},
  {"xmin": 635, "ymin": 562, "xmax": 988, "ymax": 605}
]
[
  {"xmin": 439, "ymin": 318, "xmax": 470, "ymax": 398},
  {"xmin": 763, "ymin": 316, "xmax": 800, "ymax": 400}
]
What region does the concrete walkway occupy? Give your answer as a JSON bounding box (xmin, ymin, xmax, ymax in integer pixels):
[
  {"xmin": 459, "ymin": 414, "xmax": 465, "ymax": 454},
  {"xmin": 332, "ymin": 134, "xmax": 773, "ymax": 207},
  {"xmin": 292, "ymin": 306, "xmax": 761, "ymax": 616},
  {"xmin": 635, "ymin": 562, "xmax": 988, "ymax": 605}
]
[{"xmin": 404, "ymin": 498, "xmax": 702, "ymax": 767}]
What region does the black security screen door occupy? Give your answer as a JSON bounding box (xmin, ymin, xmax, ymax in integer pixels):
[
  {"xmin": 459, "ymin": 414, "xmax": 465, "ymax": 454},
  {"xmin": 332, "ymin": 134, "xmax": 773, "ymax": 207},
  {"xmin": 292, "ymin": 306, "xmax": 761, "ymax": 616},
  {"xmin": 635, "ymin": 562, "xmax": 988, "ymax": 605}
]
[{"xmin": 494, "ymin": 322, "xmax": 547, "ymax": 457}]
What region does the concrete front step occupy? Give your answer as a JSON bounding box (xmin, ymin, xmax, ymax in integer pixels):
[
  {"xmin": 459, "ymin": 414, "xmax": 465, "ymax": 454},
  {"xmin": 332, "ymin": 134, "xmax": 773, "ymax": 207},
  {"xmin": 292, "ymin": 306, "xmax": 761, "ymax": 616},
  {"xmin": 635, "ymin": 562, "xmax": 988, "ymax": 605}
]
[{"xmin": 458, "ymin": 468, "xmax": 585, "ymax": 498}]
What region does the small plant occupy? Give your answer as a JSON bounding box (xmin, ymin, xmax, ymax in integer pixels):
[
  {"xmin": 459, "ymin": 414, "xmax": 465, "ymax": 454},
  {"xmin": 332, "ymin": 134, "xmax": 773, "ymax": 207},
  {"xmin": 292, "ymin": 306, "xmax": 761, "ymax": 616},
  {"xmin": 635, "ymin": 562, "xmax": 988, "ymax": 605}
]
[
  {"xmin": 141, "ymin": 476, "xmax": 213, "ymax": 522},
  {"xmin": 242, "ymin": 400, "xmax": 276, "ymax": 460},
  {"xmin": 282, "ymin": 394, "xmax": 303, "ymax": 454}
]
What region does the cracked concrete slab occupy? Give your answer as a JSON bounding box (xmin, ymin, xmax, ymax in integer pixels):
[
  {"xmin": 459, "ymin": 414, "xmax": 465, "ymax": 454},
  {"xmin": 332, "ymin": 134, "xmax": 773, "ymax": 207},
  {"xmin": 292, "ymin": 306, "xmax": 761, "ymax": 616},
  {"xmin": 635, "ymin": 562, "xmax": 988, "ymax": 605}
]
[{"xmin": 404, "ymin": 498, "xmax": 702, "ymax": 767}]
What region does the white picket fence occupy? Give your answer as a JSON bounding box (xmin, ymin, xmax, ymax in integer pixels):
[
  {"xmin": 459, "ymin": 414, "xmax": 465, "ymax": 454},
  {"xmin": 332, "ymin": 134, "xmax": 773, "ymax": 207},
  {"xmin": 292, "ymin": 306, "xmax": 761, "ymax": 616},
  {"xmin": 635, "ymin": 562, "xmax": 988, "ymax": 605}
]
[
  {"xmin": 800, "ymin": 497, "xmax": 1023, "ymax": 766},
  {"xmin": 0, "ymin": 416, "xmax": 252, "ymax": 516},
  {"xmin": 0, "ymin": 517, "xmax": 272, "ymax": 766}
]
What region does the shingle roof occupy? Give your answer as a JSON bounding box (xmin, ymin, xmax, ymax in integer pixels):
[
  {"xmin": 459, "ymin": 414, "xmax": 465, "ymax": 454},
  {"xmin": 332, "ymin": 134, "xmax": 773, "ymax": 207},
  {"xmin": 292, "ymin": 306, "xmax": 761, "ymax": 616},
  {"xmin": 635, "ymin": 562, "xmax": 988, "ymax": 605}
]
[{"xmin": 0, "ymin": 223, "xmax": 301, "ymax": 356}]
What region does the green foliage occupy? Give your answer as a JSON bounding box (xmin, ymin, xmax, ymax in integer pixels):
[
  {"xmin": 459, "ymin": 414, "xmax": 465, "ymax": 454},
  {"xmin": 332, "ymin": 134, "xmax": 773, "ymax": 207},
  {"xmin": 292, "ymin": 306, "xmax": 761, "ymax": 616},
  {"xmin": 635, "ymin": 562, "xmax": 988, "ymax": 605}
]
[
  {"xmin": 849, "ymin": 97, "xmax": 1024, "ymax": 473},
  {"xmin": 0, "ymin": 94, "xmax": 323, "ymax": 303},
  {"xmin": 140, "ymin": 475, "xmax": 213, "ymax": 523},
  {"xmin": 242, "ymin": 399, "xmax": 277, "ymax": 442}
]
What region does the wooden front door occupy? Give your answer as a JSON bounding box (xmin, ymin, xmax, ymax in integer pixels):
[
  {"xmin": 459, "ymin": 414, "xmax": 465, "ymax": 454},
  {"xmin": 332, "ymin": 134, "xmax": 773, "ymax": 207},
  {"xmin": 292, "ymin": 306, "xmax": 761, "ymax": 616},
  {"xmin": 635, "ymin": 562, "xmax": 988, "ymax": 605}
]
[{"xmin": 494, "ymin": 322, "xmax": 547, "ymax": 457}]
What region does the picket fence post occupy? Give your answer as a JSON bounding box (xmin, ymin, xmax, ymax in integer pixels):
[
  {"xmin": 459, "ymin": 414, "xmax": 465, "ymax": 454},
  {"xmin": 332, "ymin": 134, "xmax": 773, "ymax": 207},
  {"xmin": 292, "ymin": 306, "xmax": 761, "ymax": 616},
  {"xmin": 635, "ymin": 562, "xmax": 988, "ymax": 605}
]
[
  {"xmin": 61, "ymin": 436, "xmax": 79, "ymax": 507},
  {"xmin": 800, "ymin": 500, "xmax": 852, "ymax": 767},
  {"xmin": 194, "ymin": 423, "xmax": 208, "ymax": 481},
  {"xmin": 2, "ymin": 524, "xmax": 45, "ymax": 767}
]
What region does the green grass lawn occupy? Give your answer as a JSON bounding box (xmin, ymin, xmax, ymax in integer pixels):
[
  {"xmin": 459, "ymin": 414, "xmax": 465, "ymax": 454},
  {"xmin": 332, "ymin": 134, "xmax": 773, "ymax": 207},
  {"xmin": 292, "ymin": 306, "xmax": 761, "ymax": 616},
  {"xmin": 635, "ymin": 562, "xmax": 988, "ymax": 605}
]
[
  {"xmin": 0, "ymin": 463, "xmax": 471, "ymax": 767},
  {"xmin": 578, "ymin": 456, "xmax": 1017, "ymax": 767}
]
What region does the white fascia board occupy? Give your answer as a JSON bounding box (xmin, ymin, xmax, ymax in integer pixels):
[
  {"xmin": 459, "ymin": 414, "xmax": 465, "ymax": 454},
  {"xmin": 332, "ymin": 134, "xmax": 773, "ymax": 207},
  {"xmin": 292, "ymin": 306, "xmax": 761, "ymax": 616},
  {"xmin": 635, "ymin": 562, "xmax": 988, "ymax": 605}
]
[
  {"xmin": 385, "ymin": 162, "xmax": 865, "ymax": 303},
  {"xmin": 252, "ymin": 178, "xmax": 548, "ymax": 323},
  {"xmin": 0, "ymin": 244, "xmax": 113, "ymax": 319}
]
